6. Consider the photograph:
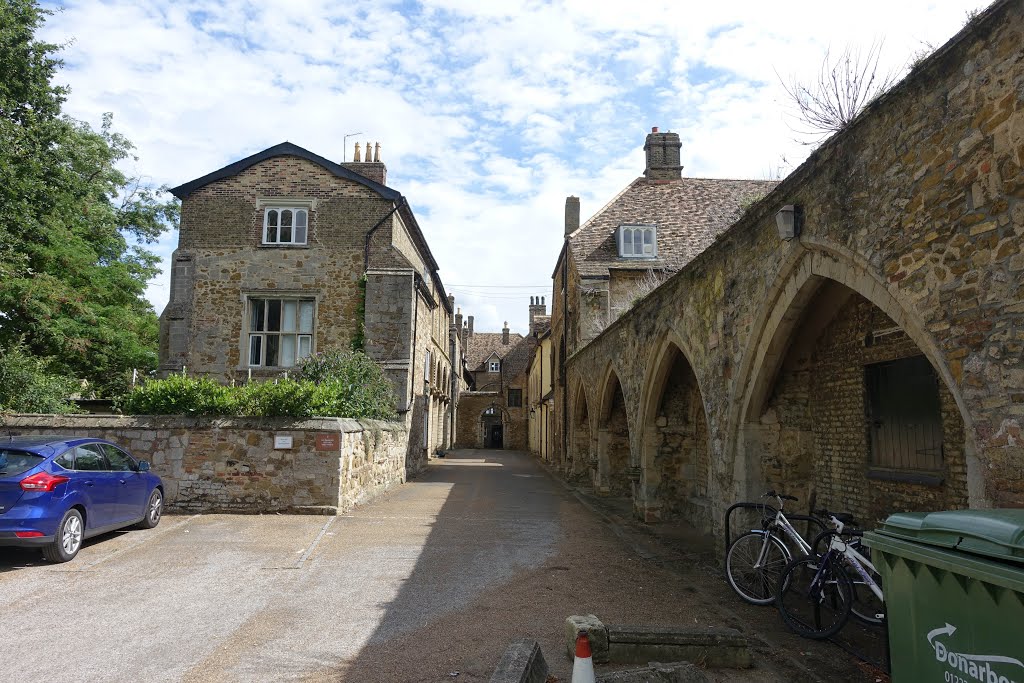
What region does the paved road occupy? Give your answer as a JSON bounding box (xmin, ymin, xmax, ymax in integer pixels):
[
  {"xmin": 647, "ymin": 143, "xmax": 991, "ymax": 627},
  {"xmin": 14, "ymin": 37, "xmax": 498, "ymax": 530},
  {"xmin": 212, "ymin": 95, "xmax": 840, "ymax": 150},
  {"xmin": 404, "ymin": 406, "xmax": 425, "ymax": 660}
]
[{"xmin": 0, "ymin": 449, "xmax": 875, "ymax": 682}]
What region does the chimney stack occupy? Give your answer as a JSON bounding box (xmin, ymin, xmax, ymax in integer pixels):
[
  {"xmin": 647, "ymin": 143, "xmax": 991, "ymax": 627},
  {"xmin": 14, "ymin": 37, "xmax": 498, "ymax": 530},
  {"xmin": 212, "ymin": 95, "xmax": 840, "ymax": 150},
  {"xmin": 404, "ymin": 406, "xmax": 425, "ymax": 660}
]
[
  {"xmin": 564, "ymin": 196, "xmax": 580, "ymax": 237},
  {"xmin": 528, "ymin": 296, "xmax": 547, "ymax": 334},
  {"xmin": 502, "ymin": 321, "xmax": 510, "ymax": 345},
  {"xmin": 467, "ymin": 315, "xmax": 474, "ymax": 338},
  {"xmin": 644, "ymin": 126, "xmax": 683, "ymax": 181},
  {"xmin": 454, "ymin": 306, "xmax": 463, "ymax": 334},
  {"xmin": 341, "ymin": 140, "xmax": 387, "ymax": 185}
]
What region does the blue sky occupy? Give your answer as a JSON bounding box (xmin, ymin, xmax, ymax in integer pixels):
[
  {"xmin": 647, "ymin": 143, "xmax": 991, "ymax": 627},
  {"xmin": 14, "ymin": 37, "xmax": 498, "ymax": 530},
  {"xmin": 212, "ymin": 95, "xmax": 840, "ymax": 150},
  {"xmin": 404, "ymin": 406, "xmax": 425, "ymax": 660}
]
[{"xmin": 41, "ymin": 0, "xmax": 989, "ymax": 334}]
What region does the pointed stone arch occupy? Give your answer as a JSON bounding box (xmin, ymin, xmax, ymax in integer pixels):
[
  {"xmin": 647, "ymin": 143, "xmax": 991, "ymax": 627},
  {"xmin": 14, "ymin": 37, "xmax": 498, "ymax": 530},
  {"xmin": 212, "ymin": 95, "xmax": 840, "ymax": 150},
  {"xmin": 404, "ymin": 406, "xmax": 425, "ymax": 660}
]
[
  {"xmin": 636, "ymin": 332, "xmax": 712, "ymax": 529},
  {"xmin": 728, "ymin": 242, "xmax": 980, "ymax": 523},
  {"xmin": 595, "ymin": 364, "xmax": 632, "ymax": 496},
  {"xmin": 568, "ymin": 378, "xmax": 594, "ymax": 481}
]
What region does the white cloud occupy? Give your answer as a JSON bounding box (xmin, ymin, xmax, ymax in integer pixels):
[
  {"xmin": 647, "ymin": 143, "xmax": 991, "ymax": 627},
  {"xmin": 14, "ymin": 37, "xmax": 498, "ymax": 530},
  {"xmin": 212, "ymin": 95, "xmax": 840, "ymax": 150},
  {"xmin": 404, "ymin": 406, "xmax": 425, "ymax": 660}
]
[{"xmin": 40, "ymin": 0, "xmax": 991, "ymax": 335}]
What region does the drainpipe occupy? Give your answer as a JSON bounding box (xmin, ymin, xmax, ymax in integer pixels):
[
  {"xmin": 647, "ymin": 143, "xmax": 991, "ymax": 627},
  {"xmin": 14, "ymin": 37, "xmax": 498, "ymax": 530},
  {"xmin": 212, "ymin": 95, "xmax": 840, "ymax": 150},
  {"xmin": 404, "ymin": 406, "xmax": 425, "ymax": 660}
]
[
  {"xmin": 363, "ymin": 198, "xmax": 405, "ymax": 271},
  {"xmin": 409, "ymin": 275, "xmax": 419, "ymax": 410}
]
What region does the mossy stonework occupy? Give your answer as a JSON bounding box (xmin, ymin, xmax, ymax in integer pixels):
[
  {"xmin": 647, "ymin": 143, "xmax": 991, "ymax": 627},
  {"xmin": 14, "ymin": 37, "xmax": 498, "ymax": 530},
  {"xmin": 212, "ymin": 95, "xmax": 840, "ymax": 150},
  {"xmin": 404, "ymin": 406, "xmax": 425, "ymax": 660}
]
[{"xmin": 557, "ymin": 1, "xmax": 1024, "ymax": 535}]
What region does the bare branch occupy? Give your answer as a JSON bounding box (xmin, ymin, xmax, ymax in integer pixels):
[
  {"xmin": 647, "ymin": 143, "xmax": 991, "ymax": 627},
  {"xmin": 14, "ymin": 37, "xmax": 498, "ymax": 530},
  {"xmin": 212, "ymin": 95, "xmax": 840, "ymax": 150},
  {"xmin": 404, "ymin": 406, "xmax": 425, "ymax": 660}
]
[{"xmin": 777, "ymin": 40, "xmax": 898, "ymax": 143}]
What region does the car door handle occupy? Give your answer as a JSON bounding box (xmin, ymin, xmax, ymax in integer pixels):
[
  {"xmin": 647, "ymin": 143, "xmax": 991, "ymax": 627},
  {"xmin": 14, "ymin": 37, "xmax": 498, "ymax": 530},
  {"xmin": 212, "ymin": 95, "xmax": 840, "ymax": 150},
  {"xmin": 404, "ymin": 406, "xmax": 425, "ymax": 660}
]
[{"xmin": 119, "ymin": 479, "xmax": 127, "ymax": 485}]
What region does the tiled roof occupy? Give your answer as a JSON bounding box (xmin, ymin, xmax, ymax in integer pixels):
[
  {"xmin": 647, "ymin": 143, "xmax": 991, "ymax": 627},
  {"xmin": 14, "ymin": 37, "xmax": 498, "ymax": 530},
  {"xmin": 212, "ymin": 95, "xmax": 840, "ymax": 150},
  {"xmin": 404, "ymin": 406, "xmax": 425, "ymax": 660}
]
[
  {"xmin": 570, "ymin": 177, "xmax": 778, "ymax": 277},
  {"xmin": 499, "ymin": 336, "xmax": 533, "ymax": 382},
  {"xmin": 466, "ymin": 332, "xmax": 525, "ymax": 371}
]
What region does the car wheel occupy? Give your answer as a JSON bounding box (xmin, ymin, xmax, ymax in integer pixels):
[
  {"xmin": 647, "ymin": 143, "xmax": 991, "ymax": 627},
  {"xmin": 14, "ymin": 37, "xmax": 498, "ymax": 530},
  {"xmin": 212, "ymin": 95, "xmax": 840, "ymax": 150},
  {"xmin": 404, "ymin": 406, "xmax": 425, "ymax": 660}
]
[
  {"xmin": 43, "ymin": 509, "xmax": 84, "ymax": 563},
  {"xmin": 137, "ymin": 489, "xmax": 163, "ymax": 529}
]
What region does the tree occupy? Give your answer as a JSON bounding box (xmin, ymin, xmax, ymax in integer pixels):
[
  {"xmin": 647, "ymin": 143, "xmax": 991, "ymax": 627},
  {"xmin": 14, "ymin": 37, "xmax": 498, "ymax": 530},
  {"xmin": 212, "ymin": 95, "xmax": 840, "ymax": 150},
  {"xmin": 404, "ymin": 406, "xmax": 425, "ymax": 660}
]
[
  {"xmin": 0, "ymin": 0, "xmax": 178, "ymax": 397},
  {"xmin": 778, "ymin": 41, "xmax": 898, "ymax": 142}
]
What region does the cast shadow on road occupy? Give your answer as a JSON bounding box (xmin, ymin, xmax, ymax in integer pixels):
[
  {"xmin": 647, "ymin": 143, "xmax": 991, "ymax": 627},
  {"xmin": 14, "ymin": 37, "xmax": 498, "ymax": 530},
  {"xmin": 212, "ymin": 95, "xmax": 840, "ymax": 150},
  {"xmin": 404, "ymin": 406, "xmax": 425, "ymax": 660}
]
[
  {"xmin": 0, "ymin": 529, "xmax": 132, "ymax": 573},
  {"xmin": 334, "ymin": 448, "xmax": 565, "ymax": 681}
]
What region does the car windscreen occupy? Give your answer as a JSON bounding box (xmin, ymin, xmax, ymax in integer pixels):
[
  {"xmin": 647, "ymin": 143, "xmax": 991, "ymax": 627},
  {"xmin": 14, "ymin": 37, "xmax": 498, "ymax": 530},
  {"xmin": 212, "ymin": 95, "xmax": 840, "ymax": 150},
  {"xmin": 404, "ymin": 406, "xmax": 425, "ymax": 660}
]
[{"xmin": 0, "ymin": 449, "xmax": 45, "ymax": 478}]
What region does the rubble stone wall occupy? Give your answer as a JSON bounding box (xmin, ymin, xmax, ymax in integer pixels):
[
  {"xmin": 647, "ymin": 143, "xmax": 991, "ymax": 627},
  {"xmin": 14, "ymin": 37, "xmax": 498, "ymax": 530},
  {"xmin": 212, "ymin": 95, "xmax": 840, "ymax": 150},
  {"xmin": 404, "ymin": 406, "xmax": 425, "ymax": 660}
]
[
  {"xmin": 561, "ymin": 1, "xmax": 1024, "ymax": 536},
  {"xmin": 5, "ymin": 415, "xmax": 408, "ymax": 514}
]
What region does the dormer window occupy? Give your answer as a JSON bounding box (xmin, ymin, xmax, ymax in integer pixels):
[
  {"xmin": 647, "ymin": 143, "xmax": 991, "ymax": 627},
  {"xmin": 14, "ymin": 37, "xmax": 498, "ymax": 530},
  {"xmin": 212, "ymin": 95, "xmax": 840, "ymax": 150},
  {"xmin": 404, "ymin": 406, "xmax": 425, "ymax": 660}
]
[
  {"xmin": 489, "ymin": 360, "xmax": 500, "ymax": 372},
  {"xmin": 263, "ymin": 207, "xmax": 308, "ymax": 245},
  {"xmin": 618, "ymin": 224, "xmax": 657, "ymax": 258}
]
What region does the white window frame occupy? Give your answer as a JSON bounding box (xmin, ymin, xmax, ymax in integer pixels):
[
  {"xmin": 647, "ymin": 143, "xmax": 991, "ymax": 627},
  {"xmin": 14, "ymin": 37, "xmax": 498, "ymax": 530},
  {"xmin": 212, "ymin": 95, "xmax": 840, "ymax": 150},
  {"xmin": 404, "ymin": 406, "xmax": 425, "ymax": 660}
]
[
  {"xmin": 246, "ymin": 297, "xmax": 316, "ymax": 368},
  {"xmin": 262, "ymin": 207, "xmax": 309, "ymax": 246},
  {"xmin": 489, "ymin": 360, "xmax": 500, "ymax": 372},
  {"xmin": 618, "ymin": 224, "xmax": 657, "ymax": 258}
]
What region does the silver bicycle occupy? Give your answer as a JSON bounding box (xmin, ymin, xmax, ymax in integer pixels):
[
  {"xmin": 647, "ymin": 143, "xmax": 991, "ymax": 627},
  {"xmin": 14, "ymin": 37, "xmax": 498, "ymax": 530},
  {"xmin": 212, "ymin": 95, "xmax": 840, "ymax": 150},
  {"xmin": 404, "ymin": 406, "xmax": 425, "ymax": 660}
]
[{"xmin": 725, "ymin": 491, "xmax": 821, "ymax": 605}]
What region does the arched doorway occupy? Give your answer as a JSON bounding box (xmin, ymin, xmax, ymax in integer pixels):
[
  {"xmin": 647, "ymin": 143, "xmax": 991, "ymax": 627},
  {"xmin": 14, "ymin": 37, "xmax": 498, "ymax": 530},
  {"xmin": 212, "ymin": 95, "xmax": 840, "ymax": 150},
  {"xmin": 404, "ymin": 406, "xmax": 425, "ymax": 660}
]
[
  {"xmin": 597, "ymin": 370, "xmax": 631, "ymax": 496},
  {"xmin": 737, "ymin": 269, "xmax": 970, "ymax": 525},
  {"xmin": 639, "ymin": 341, "xmax": 710, "ymax": 529},
  {"xmin": 481, "ymin": 404, "xmax": 504, "ymax": 449}
]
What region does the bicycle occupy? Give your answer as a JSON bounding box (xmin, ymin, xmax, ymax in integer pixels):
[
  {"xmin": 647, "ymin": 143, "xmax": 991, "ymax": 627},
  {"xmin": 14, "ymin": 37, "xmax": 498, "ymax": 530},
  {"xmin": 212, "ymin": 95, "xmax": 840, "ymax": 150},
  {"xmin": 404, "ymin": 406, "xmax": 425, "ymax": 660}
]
[
  {"xmin": 725, "ymin": 491, "xmax": 825, "ymax": 605},
  {"xmin": 776, "ymin": 511, "xmax": 885, "ymax": 639}
]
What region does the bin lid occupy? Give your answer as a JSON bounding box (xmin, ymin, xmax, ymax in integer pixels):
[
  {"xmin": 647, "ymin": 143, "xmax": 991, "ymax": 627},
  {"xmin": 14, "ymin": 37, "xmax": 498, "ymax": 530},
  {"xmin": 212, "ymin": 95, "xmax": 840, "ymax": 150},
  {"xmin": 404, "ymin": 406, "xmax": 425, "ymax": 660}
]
[{"xmin": 876, "ymin": 509, "xmax": 1024, "ymax": 564}]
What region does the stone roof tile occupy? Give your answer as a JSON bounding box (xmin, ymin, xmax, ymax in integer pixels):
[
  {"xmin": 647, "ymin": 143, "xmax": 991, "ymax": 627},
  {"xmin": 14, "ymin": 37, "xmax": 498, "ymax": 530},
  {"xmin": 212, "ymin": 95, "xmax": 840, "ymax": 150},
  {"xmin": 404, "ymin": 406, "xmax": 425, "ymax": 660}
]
[
  {"xmin": 466, "ymin": 332, "xmax": 525, "ymax": 371},
  {"xmin": 570, "ymin": 177, "xmax": 778, "ymax": 277}
]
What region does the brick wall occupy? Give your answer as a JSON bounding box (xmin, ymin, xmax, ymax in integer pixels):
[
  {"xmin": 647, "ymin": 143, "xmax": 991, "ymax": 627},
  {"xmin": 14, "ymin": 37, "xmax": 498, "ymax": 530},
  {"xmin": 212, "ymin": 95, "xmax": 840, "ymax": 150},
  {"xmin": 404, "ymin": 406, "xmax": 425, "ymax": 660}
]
[
  {"xmin": 5, "ymin": 415, "xmax": 409, "ymax": 514},
  {"xmin": 757, "ymin": 292, "xmax": 968, "ymax": 524}
]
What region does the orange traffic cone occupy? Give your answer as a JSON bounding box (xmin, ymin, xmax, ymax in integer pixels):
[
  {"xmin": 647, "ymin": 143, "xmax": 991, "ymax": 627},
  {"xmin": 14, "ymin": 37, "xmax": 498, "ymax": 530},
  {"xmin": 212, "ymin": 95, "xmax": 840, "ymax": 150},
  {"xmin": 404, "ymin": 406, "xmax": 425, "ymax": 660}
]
[{"xmin": 571, "ymin": 630, "xmax": 596, "ymax": 683}]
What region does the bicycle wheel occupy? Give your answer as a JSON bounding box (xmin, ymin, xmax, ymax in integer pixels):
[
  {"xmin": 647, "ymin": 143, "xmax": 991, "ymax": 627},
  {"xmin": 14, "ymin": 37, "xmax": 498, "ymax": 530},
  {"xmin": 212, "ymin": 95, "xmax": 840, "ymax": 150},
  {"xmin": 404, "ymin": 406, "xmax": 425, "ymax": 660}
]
[
  {"xmin": 777, "ymin": 554, "xmax": 853, "ymax": 639},
  {"xmin": 847, "ymin": 559, "xmax": 885, "ymax": 626},
  {"xmin": 726, "ymin": 531, "xmax": 790, "ymax": 605}
]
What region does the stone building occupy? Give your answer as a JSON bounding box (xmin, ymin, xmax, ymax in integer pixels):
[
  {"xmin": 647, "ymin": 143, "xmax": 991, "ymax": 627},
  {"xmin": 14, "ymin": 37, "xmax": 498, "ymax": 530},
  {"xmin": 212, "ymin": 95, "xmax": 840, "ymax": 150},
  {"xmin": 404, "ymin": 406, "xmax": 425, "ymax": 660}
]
[
  {"xmin": 159, "ymin": 141, "xmax": 464, "ymax": 472},
  {"xmin": 454, "ymin": 299, "xmax": 547, "ymax": 449},
  {"xmin": 549, "ymin": 128, "xmax": 777, "ymax": 487},
  {"xmin": 527, "ymin": 301, "xmax": 555, "ymax": 462},
  {"xmin": 552, "ymin": 0, "xmax": 1024, "ymax": 539}
]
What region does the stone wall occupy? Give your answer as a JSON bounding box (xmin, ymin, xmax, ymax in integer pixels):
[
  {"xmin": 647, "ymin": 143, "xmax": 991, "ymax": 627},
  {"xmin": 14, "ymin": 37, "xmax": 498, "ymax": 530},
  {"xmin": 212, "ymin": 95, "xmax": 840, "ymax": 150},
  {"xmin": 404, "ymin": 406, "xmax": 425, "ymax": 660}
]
[
  {"xmin": 161, "ymin": 156, "xmax": 394, "ymax": 378},
  {"xmin": 5, "ymin": 414, "xmax": 409, "ymax": 514},
  {"xmin": 557, "ymin": 1, "xmax": 1024, "ymax": 537},
  {"xmin": 455, "ymin": 392, "xmax": 500, "ymax": 448}
]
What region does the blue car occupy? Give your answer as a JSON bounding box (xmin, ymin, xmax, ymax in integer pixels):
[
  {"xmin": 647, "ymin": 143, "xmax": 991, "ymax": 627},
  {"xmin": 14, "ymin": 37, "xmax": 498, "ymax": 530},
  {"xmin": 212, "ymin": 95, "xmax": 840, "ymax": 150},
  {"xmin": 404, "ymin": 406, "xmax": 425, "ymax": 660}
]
[{"xmin": 0, "ymin": 436, "xmax": 164, "ymax": 562}]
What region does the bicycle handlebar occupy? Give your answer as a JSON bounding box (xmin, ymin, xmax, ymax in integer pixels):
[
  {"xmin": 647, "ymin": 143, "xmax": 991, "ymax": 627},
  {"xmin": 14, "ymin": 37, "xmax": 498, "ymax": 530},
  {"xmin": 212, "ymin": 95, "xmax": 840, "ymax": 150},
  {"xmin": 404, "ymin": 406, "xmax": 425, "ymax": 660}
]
[
  {"xmin": 813, "ymin": 508, "xmax": 857, "ymax": 525},
  {"xmin": 764, "ymin": 490, "xmax": 798, "ymax": 502}
]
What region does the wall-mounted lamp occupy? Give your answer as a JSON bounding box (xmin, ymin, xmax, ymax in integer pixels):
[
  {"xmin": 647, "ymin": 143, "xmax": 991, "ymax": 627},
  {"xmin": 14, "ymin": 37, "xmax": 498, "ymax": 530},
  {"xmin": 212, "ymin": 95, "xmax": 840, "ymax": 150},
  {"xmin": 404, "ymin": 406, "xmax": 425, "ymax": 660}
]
[{"xmin": 775, "ymin": 204, "xmax": 803, "ymax": 241}]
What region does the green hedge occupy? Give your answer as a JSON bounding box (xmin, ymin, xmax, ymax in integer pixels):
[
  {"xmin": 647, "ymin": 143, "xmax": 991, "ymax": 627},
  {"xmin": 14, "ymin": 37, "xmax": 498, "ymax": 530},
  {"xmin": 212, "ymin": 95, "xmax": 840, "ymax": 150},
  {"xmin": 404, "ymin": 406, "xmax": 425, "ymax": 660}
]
[{"xmin": 117, "ymin": 350, "xmax": 397, "ymax": 420}]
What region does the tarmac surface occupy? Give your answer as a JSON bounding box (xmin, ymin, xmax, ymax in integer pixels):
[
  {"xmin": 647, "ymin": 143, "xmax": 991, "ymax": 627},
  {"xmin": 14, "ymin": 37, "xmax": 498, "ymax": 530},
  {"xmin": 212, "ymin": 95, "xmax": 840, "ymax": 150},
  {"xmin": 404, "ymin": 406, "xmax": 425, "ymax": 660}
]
[{"xmin": 0, "ymin": 449, "xmax": 886, "ymax": 682}]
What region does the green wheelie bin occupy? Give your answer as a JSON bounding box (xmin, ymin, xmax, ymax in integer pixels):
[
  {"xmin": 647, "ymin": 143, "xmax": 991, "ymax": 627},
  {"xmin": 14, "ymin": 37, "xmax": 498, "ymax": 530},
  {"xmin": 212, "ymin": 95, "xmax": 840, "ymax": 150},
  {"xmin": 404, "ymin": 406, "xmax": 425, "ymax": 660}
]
[{"xmin": 863, "ymin": 509, "xmax": 1024, "ymax": 683}]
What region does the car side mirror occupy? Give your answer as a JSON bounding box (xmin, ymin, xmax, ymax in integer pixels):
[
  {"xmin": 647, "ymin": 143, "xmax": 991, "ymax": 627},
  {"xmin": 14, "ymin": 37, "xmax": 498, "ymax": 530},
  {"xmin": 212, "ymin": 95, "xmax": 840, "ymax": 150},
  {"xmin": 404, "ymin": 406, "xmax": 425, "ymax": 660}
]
[{"xmin": 137, "ymin": 460, "xmax": 151, "ymax": 472}]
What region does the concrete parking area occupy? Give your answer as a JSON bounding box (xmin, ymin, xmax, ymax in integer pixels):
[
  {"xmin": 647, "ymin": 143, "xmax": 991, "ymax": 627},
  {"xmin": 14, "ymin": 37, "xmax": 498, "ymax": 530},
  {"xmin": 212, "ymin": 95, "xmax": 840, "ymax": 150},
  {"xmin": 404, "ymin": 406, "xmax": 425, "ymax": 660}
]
[{"xmin": 0, "ymin": 450, "xmax": 882, "ymax": 682}]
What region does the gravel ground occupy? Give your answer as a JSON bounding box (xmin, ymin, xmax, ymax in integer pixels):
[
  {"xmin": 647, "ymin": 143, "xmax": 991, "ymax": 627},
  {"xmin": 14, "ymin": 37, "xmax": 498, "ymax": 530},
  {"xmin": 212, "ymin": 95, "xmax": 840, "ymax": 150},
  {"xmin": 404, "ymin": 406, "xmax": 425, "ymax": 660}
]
[
  {"xmin": 310, "ymin": 449, "xmax": 888, "ymax": 683},
  {"xmin": 0, "ymin": 448, "xmax": 888, "ymax": 683}
]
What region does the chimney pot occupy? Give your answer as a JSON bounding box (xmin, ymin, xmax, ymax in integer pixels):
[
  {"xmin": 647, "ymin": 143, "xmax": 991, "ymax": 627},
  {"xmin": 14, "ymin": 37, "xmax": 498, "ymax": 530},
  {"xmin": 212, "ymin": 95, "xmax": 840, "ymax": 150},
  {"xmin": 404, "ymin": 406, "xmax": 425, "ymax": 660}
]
[
  {"xmin": 374, "ymin": 142, "xmax": 381, "ymax": 163},
  {"xmin": 502, "ymin": 321, "xmax": 510, "ymax": 345},
  {"xmin": 353, "ymin": 142, "xmax": 362, "ymax": 162},
  {"xmin": 652, "ymin": 126, "xmax": 658, "ymax": 133},
  {"xmin": 564, "ymin": 196, "xmax": 580, "ymax": 238}
]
